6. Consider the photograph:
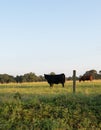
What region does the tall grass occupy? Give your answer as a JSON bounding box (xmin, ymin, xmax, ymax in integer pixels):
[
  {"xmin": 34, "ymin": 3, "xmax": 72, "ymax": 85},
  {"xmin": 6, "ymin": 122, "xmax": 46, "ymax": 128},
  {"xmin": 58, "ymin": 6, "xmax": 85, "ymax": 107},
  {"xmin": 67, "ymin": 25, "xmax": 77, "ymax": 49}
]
[{"xmin": 0, "ymin": 80, "xmax": 101, "ymax": 129}]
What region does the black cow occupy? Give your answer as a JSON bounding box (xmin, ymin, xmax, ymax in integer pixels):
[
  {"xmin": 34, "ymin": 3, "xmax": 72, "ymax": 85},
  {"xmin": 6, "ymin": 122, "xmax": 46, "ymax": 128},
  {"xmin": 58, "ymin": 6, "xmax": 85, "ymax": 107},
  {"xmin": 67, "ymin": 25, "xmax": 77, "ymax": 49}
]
[
  {"xmin": 79, "ymin": 74, "xmax": 93, "ymax": 82},
  {"xmin": 44, "ymin": 73, "xmax": 65, "ymax": 87}
]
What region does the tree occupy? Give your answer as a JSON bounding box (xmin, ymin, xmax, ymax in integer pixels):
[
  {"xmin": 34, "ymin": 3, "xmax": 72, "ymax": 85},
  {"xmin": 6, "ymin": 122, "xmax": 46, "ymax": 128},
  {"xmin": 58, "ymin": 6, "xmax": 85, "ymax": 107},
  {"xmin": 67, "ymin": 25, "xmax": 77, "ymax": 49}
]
[
  {"xmin": 38, "ymin": 75, "xmax": 45, "ymax": 81},
  {"xmin": 50, "ymin": 72, "xmax": 55, "ymax": 75},
  {"xmin": 99, "ymin": 70, "xmax": 101, "ymax": 75},
  {"xmin": 85, "ymin": 69, "xmax": 97, "ymax": 75},
  {"xmin": 0, "ymin": 74, "xmax": 16, "ymax": 83},
  {"xmin": 23, "ymin": 72, "xmax": 38, "ymax": 82},
  {"xmin": 15, "ymin": 75, "xmax": 23, "ymax": 83}
]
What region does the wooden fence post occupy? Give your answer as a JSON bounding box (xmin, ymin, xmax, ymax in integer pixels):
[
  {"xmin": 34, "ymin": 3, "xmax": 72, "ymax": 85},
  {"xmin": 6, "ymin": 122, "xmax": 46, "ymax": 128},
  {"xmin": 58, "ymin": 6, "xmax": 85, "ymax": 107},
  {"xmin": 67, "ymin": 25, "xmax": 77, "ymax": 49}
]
[{"xmin": 73, "ymin": 70, "xmax": 76, "ymax": 93}]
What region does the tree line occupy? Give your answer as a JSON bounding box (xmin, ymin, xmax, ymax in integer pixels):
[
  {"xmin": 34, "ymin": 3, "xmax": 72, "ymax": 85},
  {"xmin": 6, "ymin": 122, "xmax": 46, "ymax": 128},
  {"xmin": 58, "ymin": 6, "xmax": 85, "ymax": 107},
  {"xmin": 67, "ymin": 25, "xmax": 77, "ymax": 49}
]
[
  {"xmin": 0, "ymin": 70, "xmax": 101, "ymax": 83},
  {"xmin": 0, "ymin": 72, "xmax": 45, "ymax": 83}
]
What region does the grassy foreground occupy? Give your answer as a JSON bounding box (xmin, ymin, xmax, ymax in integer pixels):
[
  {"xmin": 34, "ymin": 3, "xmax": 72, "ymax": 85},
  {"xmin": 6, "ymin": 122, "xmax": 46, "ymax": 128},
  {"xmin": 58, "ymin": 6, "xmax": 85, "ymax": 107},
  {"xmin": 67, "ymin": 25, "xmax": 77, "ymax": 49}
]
[{"xmin": 0, "ymin": 81, "xmax": 101, "ymax": 130}]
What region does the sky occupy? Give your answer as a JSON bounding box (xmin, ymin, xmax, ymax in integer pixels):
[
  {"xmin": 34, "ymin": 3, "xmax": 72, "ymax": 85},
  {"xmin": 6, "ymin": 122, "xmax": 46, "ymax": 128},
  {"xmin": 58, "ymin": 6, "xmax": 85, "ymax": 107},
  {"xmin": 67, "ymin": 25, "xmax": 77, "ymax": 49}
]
[{"xmin": 0, "ymin": 0, "xmax": 101, "ymax": 77}]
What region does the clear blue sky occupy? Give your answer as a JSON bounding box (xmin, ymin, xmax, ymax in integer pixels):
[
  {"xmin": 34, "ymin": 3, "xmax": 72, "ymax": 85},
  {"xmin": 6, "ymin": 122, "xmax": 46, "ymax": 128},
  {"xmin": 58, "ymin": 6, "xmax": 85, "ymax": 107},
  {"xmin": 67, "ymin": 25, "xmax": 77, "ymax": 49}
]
[{"xmin": 0, "ymin": 0, "xmax": 101, "ymax": 77}]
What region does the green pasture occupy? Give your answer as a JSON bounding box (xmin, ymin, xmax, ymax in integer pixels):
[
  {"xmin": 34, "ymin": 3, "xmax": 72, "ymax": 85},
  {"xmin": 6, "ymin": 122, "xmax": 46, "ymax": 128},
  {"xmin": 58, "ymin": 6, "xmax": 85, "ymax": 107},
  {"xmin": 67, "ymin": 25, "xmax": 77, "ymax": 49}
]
[
  {"xmin": 0, "ymin": 80, "xmax": 101, "ymax": 129},
  {"xmin": 0, "ymin": 80, "xmax": 101, "ymax": 97}
]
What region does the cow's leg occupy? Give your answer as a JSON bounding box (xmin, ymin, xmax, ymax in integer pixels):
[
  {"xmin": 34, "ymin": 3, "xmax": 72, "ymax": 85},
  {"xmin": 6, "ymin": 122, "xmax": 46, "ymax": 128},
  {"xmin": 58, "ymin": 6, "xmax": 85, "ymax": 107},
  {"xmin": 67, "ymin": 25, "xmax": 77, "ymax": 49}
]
[
  {"xmin": 62, "ymin": 83, "xmax": 64, "ymax": 87},
  {"xmin": 49, "ymin": 83, "xmax": 53, "ymax": 87},
  {"xmin": 49, "ymin": 83, "xmax": 51, "ymax": 87}
]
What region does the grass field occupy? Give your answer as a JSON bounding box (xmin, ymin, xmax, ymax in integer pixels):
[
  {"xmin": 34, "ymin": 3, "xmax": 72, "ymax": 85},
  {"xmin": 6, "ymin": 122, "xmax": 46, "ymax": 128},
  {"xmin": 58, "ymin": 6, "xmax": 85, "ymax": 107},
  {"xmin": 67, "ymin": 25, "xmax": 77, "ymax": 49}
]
[{"xmin": 0, "ymin": 80, "xmax": 101, "ymax": 129}]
